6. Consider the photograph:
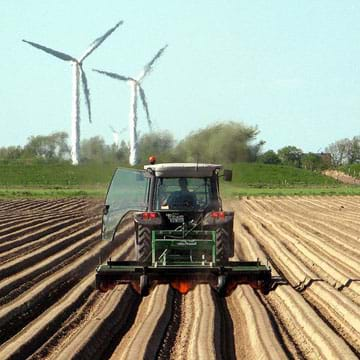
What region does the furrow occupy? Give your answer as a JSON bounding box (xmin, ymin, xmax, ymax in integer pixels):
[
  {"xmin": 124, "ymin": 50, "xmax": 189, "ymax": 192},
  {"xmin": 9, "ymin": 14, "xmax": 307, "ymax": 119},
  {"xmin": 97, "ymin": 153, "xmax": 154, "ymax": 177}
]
[
  {"xmin": 0, "ymin": 216, "xmax": 86, "ymax": 252},
  {"xmin": 170, "ymin": 285, "xmax": 216, "ymax": 360},
  {"xmin": 227, "ymin": 285, "xmax": 289, "ymax": 359},
  {"xmin": 304, "ymin": 281, "xmax": 360, "ymax": 355},
  {"xmin": 0, "ymin": 215, "xmax": 79, "ymax": 242},
  {"xmin": 0, "ymin": 227, "xmax": 100, "ymax": 302},
  {"xmin": 0, "ymin": 228, "xmax": 134, "ymax": 360},
  {"xmin": 0, "ymin": 218, "xmax": 93, "ymax": 264},
  {"xmin": 267, "ymin": 285, "xmax": 357, "ymax": 359},
  {"xmin": 0, "ymin": 222, "xmax": 133, "ymax": 345},
  {"xmin": 109, "ymin": 285, "xmax": 172, "ymax": 360},
  {"xmin": 0, "ymin": 222, "xmax": 100, "ymax": 282}
]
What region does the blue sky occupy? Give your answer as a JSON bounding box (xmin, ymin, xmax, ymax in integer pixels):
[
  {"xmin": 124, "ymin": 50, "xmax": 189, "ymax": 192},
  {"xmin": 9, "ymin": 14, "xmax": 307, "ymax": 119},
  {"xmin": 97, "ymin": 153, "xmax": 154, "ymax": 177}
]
[{"xmin": 1, "ymin": 1, "xmax": 360, "ymax": 152}]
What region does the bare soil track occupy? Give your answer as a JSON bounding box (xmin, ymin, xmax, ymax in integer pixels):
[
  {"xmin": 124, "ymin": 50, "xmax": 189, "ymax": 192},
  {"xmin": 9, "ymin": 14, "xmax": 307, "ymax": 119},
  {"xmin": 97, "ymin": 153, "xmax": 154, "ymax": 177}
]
[{"xmin": 0, "ymin": 197, "xmax": 359, "ymax": 359}]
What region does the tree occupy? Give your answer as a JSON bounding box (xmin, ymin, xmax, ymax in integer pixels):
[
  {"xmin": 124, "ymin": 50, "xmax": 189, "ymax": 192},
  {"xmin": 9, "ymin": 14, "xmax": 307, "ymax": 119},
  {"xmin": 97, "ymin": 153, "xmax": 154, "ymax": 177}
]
[
  {"xmin": 325, "ymin": 137, "xmax": 360, "ymax": 165},
  {"xmin": 23, "ymin": 132, "xmax": 70, "ymax": 160},
  {"xmin": 325, "ymin": 139, "xmax": 348, "ymax": 166},
  {"xmin": 258, "ymin": 150, "xmax": 281, "ymax": 164},
  {"xmin": 50, "ymin": 132, "xmax": 70, "ymax": 159},
  {"xmin": 174, "ymin": 121, "xmax": 261, "ymax": 163},
  {"xmin": 138, "ymin": 131, "xmax": 175, "ymax": 163},
  {"xmin": 277, "ymin": 146, "xmax": 303, "ymax": 167},
  {"xmin": 0, "ymin": 146, "xmax": 23, "ymax": 160},
  {"xmin": 302, "ymin": 153, "xmax": 323, "ymax": 170},
  {"xmin": 113, "ymin": 140, "xmax": 130, "ymax": 163},
  {"xmin": 248, "ymin": 140, "xmax": 266, "ymax": 162},
  {"xmin": 80, "ymin": 136, "xmax": 109, "ymax": 162},
  {"xmin": 345, "ymin": 136, "xmax": 360, "ymax": 164}
]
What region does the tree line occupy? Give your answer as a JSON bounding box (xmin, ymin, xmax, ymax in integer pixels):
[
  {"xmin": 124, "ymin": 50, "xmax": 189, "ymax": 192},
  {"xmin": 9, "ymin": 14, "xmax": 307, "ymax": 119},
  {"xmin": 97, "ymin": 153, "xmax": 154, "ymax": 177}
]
[
  {"xmin": 256, "ymin": 136, "xmax": 360, "ymax": 169},
  {"xmin": 0, "ymin": 122, "xmax": 263, "ymax": 164},
  {"xmin": 0, "ymin": 122, "xmax": 358, "ymax": 168},
  {"xmin": 258, "ymin": 147, "xmax": 331, "ymax": 170}
]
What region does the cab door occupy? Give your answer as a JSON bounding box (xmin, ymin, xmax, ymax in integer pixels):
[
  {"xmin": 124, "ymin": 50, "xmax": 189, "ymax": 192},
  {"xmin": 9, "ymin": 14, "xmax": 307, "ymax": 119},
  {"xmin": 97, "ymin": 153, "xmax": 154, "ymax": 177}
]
[{"xmin": 102, "ymin": 168, "xmax": 149, "ymax": 241}]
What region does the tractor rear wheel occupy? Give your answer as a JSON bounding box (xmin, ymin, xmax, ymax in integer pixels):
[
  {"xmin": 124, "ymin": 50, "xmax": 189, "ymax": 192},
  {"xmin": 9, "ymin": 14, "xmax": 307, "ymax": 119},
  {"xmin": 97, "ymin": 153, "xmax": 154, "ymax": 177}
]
[{"xmin": 136, "ymin": 224, "xmax": 151, "ymax": 263}]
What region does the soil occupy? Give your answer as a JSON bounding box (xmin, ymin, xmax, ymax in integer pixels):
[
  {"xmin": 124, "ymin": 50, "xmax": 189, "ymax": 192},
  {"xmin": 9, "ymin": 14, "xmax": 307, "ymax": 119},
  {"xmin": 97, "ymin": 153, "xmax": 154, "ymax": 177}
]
[{"xmin": 0, "ymin": 197, "xmax": 358, "ymax": 359}]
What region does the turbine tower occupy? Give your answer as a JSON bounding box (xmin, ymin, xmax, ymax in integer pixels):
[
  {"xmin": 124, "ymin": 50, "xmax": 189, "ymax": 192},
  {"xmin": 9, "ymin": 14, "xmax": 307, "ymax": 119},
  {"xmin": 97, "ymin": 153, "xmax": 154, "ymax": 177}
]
[
  {"xmin": 23, "ymin": 20, "xmax": 123, "ymax": 165},
  {"xmin": 93, "ymin": 45, "xmax": 168, "ymax": 165}
]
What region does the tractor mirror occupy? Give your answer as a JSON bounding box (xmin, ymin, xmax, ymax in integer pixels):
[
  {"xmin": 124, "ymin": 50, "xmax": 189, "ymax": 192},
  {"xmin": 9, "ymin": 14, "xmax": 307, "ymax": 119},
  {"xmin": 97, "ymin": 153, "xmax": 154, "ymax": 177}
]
[{"xmin": 223, "ymin": 169, "xmax": 232, "ymax": 182}]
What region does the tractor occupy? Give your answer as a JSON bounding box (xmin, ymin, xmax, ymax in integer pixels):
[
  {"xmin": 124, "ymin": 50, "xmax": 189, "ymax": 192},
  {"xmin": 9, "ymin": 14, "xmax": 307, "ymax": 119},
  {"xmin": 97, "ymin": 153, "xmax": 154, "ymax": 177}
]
[{"xmin": 96, "ymin": 160, "xmax": 271, "ymax": 296}]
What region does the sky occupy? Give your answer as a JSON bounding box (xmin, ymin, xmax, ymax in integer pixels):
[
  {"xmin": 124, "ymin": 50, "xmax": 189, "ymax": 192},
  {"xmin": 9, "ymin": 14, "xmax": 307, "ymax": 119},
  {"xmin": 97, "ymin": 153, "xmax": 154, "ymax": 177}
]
[{"xmin": 1, "ymin": 1, "xmax": 360, "ymax": 153}]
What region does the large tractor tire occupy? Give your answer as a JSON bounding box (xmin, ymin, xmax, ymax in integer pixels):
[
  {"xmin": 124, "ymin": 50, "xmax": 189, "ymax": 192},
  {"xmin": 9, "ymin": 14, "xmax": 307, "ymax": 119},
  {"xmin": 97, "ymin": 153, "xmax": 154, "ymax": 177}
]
[
  {"xmin": 215, "ymin": 227, "xmax": 230, "ymax": 262},
  {"xmin": 136, "ymin": 224, "xmax": 151, "ymax": 263}
]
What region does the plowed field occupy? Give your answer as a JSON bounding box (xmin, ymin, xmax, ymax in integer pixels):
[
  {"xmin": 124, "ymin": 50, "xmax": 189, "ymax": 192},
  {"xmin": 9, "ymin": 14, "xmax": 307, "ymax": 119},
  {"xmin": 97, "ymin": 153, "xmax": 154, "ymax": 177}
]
[{"xmin": 0, "ymin": 197, "xmax": 359, "ymax": 359}]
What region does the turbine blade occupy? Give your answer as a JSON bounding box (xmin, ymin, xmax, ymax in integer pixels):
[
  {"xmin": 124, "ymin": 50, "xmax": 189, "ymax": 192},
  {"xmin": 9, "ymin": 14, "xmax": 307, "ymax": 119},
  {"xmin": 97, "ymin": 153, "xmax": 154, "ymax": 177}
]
[
  {"xmin": 93, "ymin": 69, "xmax": 131, "ymax": 81},
  {"xmin": 137, "ymin": 44, "xmax": 168, "ymax": 81},
  {"xmin": 80, "ymin": 20, "xmax": 124, "ymax": 62},
  {"xmin": 109, "ymin": 125, "xmax": 118, "ymax": 134},
  {"xmin": 138, "ymin": 85, "xmax": 151, "ymax": 130},
  {"xmin": 22, "ymin": 40, "xmax": 76, "ymax": 62},
  {"xmin": 80, "ymin": 66, "xmax": 92, "ymax": 123}
]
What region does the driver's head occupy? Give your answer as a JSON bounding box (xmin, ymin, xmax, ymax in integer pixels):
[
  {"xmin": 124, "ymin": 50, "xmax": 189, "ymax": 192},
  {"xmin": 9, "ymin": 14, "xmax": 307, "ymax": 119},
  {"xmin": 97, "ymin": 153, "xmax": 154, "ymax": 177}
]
[{"xmin": 178, "ymin": 178, "xmax": 188, "ymax": 190}]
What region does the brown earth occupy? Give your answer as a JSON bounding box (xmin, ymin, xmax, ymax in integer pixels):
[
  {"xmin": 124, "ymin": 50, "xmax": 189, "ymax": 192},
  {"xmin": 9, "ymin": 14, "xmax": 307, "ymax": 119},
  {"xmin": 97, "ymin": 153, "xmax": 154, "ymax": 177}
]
[
  {"xmin": 0, "ymin": 197, "xmax": 359, "ymax": 359},
  {"xmin": 323, "ymin": 169, "xmax": 360, "ymax": 185}
]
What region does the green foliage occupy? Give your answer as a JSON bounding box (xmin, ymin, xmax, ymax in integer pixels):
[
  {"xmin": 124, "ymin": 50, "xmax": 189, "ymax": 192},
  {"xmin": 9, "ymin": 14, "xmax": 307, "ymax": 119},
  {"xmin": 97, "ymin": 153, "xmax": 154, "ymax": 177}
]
[
  {"xmin": 23, "ymin": 132, "xmax": 70, "ymax": 160},
  {"xmin": 258, "ymin": 150, "xmax": 281, "ymax": 164},
  {"xmin": 339, "ymin": 163, "xmax": 360, "ymax": 178},
  {"xmin": 301, "ymin": 153, "xmax": 325, "ymax": 170},
  {"xmin": 80, "ymin": 136, "xmax": 111, "ymax": 162},
  {"xmin": 0, "ymin": 160, "xmax": 349, "ymax": 199},
  {"xmin": 277, "ymin": 146, "xmax": 303, "ymax": 167},
  {"xmin": 114, "ymin": 140, "xmax": 130, "ymax": 163},
  {"xmin": 0, "ymin": 121, "xmax": 265, "ymax": 165},
  {"xmin": 174, "ymin": 121, "xmax": 262, "ymax": 163},
  {"xmin": 325, "ymin": 136, "xmax": 360, "ymax": 165},
  {"xmin": 80, "ymin": 136, "xmax": 131, "ymax": 163},
  {"xmin": 0, "ymin": 160, "xmax": 121, "ymax": 186},
  {"xmin": 0, "ymin": 146, "xmax": 24, "ymax": 160},
  {"xmin": 0, "ymin": 187, "xmax": 106, "ymax": 199},
  {"xmin": 138, "ymin": 130, "xmax": 175, "ymax": 163},
  {"xmin": 227, "ymin": 162, "xmax": 338, "ymax": 187},
  {"xmin": 0, "ymin": 160, "xmax": 338, "ymax": 188}
]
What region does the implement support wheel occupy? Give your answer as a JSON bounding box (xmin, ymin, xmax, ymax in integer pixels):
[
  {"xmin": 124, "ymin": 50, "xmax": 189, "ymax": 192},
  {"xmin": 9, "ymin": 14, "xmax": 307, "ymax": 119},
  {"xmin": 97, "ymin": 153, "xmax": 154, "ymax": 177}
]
[
  {"xmin": 216, "ymin": 275, "xmax": 227, "ymax": 296},
  {"xmin": 140, "ymin": 274, "xmax": 150, "ymax": 296},
  {"xmin": 260, "ymin": 280, "xmax": 271, "ymax": 295}
]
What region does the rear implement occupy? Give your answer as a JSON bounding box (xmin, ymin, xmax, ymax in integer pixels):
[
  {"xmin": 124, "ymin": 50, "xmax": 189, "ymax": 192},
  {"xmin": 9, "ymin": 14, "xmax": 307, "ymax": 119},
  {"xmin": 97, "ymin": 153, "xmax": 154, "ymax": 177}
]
[
  {"xmin": 97, "ymin": 227, "xmax": 271, "ymax": 296},
  {"xmin": 96, "ymin": 260, "xmax": 271, "ymax": 296}
]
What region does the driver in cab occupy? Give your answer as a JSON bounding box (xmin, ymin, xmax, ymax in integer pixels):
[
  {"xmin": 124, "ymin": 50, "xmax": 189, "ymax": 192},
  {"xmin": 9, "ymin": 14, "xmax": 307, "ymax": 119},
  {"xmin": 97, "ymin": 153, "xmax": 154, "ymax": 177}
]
[{"xmin": 167, "ymin": 178, "xmax": 197, "ymax": 210}]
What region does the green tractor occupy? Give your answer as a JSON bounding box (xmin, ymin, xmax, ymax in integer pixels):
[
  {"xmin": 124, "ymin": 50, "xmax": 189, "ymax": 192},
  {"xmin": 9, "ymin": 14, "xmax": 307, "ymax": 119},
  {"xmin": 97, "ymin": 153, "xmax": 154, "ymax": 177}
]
[{"xmin": 96, "ymin": 161, "xmax": 271, "ymax": 296}]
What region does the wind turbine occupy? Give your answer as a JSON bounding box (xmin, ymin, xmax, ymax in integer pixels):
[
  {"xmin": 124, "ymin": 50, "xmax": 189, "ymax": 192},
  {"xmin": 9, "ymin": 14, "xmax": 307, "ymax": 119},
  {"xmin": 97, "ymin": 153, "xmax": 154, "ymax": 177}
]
[
  {"xmin": 109, "ymin": 125, "xmax": 127, "ymax": 149},
  {"xmin": 23, "ymin": 20, "xmax": 123, "ymax": 165},
  {"xmin": 93, "ymin": 45, "xmax": 168, "ymax": 165}
]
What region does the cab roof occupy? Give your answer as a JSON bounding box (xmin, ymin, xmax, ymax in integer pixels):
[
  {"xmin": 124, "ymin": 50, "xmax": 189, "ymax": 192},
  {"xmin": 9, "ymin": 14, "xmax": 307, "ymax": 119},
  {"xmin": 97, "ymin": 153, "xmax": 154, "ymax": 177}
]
[{"xmin": 144, "ymin": 163, "xmax": 222, "ymax": 177}]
